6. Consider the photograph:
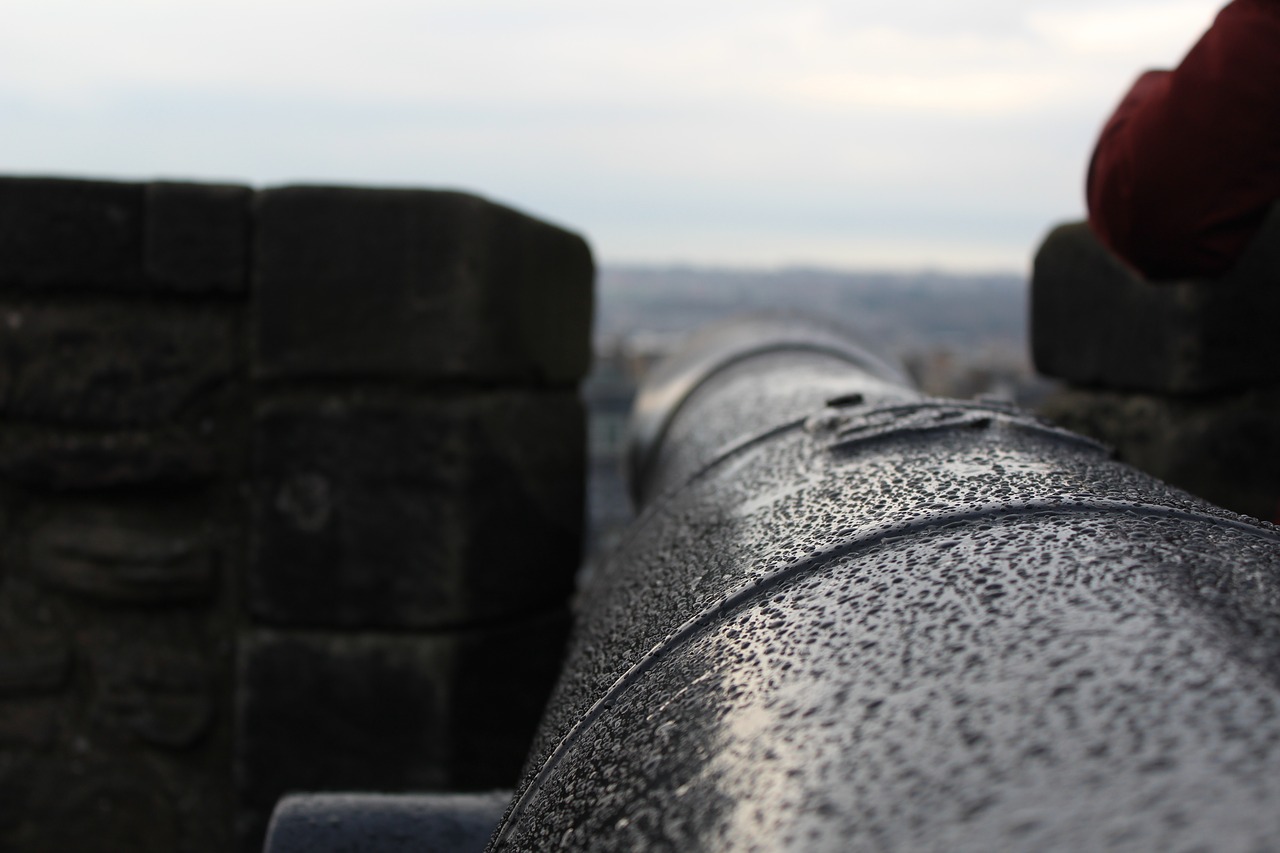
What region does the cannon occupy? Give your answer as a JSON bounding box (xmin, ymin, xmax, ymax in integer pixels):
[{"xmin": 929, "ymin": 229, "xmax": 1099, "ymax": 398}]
[{"xmin": 271, "ymin": 316, "xmax": 1280, "ymax": 852}]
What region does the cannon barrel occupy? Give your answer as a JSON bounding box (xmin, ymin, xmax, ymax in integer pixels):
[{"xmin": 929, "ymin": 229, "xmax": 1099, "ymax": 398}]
[{"xmin": 490, "ymin": 315, "xmax": 1280, "ymax": 851}]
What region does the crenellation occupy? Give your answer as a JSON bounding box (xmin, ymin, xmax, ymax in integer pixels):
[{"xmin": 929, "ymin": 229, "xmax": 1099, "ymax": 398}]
[{"xmin": 0, "ymin": 175, "xmax": 592, "ymax": 853}]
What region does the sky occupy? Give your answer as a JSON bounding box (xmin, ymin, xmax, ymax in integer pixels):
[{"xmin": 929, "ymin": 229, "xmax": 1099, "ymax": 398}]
[{"xmin": 3, "ymin": 0, "xmax": 1223, "ymax": 272}]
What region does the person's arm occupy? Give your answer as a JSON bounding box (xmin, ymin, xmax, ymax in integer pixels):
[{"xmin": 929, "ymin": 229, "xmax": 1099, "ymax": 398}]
[{"xmin": 1086, "ymin": 0, "xmax": 1280, "ymax": 280}]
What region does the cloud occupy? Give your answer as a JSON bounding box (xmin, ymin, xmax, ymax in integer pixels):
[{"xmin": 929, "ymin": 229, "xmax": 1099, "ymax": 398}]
[
  {"xmin": 0, "ymin": 0, "xmax": 1229, "ymax": 269},
  {"xmin": 1027, "ymin": 1, "xmax": 1220, "ymax": 58},
  {"xmin": 774, "ymin": 70, "xmax": 1069, "ymax": 114},
  {"xmin": 3, "ymin": 0, "xmax": 1218, "ymax": 108}
]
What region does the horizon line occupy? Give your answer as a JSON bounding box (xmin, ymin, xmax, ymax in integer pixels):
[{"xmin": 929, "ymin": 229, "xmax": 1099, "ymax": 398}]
[{"xmin": 597, "ymin": 260, "xmax": 1029, "ymax": 278}]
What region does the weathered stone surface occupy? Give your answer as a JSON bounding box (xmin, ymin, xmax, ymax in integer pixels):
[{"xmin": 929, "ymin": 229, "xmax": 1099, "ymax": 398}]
[
  {"xmin": 1038, "ymin": 383, "xmax": 1280, "ymax": 523},
  {"xmin": 249, "ymin": 392, "xmax": 584, "ymax": 630},
  {"xmin": 93, "ymin": 649, "xmax": 215, "ymax": 748},
  {"xmin": 0, "ymin": 301, "xmax": 242, "ymax": 427},
  {"xmin": 1030, "ymin": 206, "xmax": 1280, "ymax": 394},
  {"xmin": 27, "ymin": 503, "xmax": 217, "ymax": 604},
  {"xmin": 9, "ymin": 760, "xmax": 185, "ymax": 853},
  {"xmin": 236, "ymin": 631, "xmax": 453, "ymax": 812},
  {"xmin": 0, "ymin": 646, "xmax": 70, "ymax": 698},
  {"xmin": 0, "ymin": 176, "xmax": 252, "ymax": 293},
  {"xmin": 0, "ymin": 424, "xmax": 219, "ymax": 489},
  {"xmin": 0, "ymin": 580, "xmax": 72, "ymax": 700},
  {"xmin": 252, "ymin": 186, "xmax": 594, "ymax": 384},
  {"xmin": 144, "ymin": 182, "xmax": 251, "ymax": 293},
  {"xmin": 0, "ymin": 570, "xmax": 236, "ymax": 853},
  {"xmin": 236, "ymin": 610, "xmax": 570, "ymax": 852},
  {"xmin": 73, "ymin": 615, "xmax": 230, "ymax": 757},
  {"xmin": 0, "ymin": 700, "xmax": 59, "ymax": 748}
]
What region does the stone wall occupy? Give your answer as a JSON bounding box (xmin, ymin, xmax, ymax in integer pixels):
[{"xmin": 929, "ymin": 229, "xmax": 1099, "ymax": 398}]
[{"xmin": 0, "ymin": 177, "xmax": 593, "ymax": 852}]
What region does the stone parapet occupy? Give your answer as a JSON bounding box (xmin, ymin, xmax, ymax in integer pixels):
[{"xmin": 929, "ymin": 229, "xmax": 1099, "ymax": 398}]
[{"xmin": 0, "ymin": 176, "xmax": 591, "ymax": 853}]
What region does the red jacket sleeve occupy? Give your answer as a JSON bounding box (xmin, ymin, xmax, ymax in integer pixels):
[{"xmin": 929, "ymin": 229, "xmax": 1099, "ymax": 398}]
[{"xmin": 1086, "ymin": 0, "xmax": 1280, "ymax": 280}]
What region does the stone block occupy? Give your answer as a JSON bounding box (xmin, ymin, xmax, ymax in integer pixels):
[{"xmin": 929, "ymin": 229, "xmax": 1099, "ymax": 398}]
[
  {"xmin": 249, "ymin": 392, "xmax": 584, "ymax": 630},
  {"xmin": 2, "ymin": 683, "xmax": 232, "ymax": 851},
  {"xmin": 0, "ymin": 301, "xmax": 243, "ymax": 427},
  {"xmin": 0, "ymin": 177, "xmax": 144, "ymax": 289},
  {"xmin": 235, "ymin": 611, "xmax": 569, "ymax": 851},
  {"xmin": 0, "ymin": 561, "xmax": 236, "ymax": 853},
  {"xmin": 446, "ymin": 611, "xmax": 573, "ymax": 789},
  {"xmin": 0, "ymin": 424, "xmax": 219, "ymax": 490},
  {"xmin": 7, "ymin": 760, "xmax": 186, "ymax": 853},
  {"xmin": 144, "ymin": 181, "xmax": 252, "ymax": 293},
  {"xmin": 1030, "ymin": 205, "xmax": 1280, "ymax": 394},
  {"xmin": 235, "ymin": 631, "xmax": 453, "ymax": 821},
  {"xmin": 0, "ymin": 177, "xmax": 251, "ymax": 293},
  {"xmin": 89, "ymin": 645, "xmax": 219, "ymax": 750},
  {"xmin": 252, "ymin": 186, "xmax": 594, "ymax": 385}
]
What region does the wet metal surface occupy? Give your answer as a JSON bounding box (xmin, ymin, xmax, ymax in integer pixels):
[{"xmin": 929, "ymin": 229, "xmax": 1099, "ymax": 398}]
[
  {"xmin": 265, "ymin": 792, "xmax": 511, "ymax": 853},
  {"xmin": 492, "ymin": 317, "xmax": 1280, "ymax": 851}
]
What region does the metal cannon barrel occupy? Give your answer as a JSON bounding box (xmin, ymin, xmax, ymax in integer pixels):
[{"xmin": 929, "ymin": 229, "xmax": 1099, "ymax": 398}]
[{"xmin": 490, "ymin": 316, "xmax": 1280, "ymax": 851}]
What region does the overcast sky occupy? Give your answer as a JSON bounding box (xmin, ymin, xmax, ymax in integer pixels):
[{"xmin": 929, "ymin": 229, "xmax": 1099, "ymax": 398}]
[{"xmin": 3, "ymin": 0, "xmax": 1222, "ymax": 272}]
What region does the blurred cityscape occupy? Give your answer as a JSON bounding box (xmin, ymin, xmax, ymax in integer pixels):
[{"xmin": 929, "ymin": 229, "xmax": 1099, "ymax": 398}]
[{"xmin": 584, "ymin": 265, "xmax": 1053, "ymax": 565}]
